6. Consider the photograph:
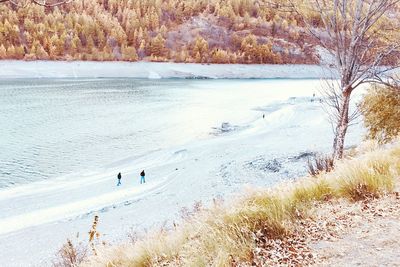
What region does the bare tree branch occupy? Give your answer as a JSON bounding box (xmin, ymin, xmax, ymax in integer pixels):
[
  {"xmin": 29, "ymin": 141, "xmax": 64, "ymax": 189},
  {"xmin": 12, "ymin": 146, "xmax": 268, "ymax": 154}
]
[{"xmin": 289, "ymin": 0, "xmax": 400, "ymax": 159}]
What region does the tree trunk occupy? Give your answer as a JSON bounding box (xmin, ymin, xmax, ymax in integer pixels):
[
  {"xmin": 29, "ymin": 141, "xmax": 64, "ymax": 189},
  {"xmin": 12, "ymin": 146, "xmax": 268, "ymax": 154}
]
[{"xmin": 332, "ymin": 90, "xmax": 351, "ymax": 159}]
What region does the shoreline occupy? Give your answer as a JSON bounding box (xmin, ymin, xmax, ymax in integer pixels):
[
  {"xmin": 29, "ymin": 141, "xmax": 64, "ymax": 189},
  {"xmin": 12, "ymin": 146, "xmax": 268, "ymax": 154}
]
[
  {"xmin": 82, "ymin": 141, "xmax": 400, "ymax": 266},
  {"xmin": 0, "ymin": 90, "xmax": 363, "ymax": 266},
  {"xmin": 0, "ymin": 60, "xmax": 336, "ymax": 79}
]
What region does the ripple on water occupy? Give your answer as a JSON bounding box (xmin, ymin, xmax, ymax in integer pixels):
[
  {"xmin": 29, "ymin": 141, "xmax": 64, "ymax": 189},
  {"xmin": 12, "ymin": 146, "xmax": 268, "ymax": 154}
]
[{"xmin": 0, "ymin": 78, "xmax": 194, "ymax": 188}]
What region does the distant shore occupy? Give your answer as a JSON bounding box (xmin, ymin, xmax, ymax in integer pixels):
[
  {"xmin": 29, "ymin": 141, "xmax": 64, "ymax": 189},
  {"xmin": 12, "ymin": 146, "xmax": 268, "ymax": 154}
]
[{"xmin": 0, "ymin": 60, "xmax": 336, "ymax": 79}]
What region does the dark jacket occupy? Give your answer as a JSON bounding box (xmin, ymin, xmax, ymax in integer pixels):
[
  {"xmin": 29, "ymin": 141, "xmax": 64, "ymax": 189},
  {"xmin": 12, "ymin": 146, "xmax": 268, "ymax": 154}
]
[
  {"xmin": 140, "ymin": 170, "xmax": 145, "ymax": 177},
  {"xmin": 118, "ymin": 173, "xmax": 121, "ymax": 179}
]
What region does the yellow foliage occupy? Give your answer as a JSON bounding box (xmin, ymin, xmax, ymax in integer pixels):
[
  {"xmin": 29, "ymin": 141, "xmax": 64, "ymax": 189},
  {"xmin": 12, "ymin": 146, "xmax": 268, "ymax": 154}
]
[
  {"xmin": 0, "ymin": 0, "xmax": 318, "ymax": 64},
  {"xmin": 360, "ymin": 85, "xmax": 400, "ymax": 143}
]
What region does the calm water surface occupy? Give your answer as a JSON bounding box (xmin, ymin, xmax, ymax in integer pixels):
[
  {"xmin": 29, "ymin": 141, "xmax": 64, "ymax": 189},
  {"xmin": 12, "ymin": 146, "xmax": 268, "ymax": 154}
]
[{"xmin": 0, "ymin": 78, "xmax": 319, "ymax": 188}]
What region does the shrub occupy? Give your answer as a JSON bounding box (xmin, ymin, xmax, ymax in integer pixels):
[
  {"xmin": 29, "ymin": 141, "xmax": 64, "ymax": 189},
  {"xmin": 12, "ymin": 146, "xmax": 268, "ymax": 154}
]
[
  {"xmin": 54, "ymin": 216, "xmax": 103, "ymax": 267},
  {"xmin": 53, "ymin": 239, "xmax": 87, "ymax": 267},
  {"xmin": 360, "ymin": 85, "xmax": 400, "ymax": 143},
  {"xmin": 307, "ymin": 154, "xmax": 335, "ymax": 176}
]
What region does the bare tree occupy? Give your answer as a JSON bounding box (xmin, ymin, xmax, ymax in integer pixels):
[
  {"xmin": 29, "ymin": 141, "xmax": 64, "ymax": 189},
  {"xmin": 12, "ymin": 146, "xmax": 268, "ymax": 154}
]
[
  {"xmin": 0, "ymin": 0, "xmax": 72, "ymax": 7},
  {"xmin": 319, "ymin": 79, "xmax": 361, "ymax": 139},
  {"xmin": 294, "ymin": 0, "xmax": 400, "ymax": 159}
]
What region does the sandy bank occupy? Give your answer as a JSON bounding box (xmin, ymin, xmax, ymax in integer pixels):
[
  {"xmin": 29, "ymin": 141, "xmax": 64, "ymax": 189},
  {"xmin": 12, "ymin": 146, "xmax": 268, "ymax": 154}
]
[{"xmin": 0, "ymin": 61, "xmax": 335, "ymax": 79}]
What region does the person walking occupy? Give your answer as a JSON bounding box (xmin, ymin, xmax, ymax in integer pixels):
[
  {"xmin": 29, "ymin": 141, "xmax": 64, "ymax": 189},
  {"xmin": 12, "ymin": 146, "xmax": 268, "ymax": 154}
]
[
  {"xmin": 140, "ymin": 170, "xmax": 146, "ymax": 184},
  {"xmin": 117, "ymin": 172, "xmax": 122, "ymax": 186}
]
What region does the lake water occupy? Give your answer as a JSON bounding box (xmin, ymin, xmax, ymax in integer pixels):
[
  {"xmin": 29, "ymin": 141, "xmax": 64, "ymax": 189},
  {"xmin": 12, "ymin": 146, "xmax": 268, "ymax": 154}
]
[{"xmin": 0, "ymin": 78, "xmax": 321, "ymax": 188}]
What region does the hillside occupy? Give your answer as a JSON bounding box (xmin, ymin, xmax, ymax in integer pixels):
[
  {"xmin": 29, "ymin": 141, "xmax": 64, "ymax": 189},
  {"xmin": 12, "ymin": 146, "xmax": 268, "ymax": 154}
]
[
  {"xmin": 74, "ymin": 140, "xmax": 400, "ymax": 266},
  {"xmin": 0, "ymin": 0, "xmax": 319, "ymax": 63}
]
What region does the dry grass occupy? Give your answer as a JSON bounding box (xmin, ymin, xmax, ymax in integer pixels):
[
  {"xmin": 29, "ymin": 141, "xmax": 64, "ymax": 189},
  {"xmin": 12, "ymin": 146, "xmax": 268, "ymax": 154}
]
[
  {"xmin": 81, "ymin": 140, "xmax": 400, "ymax": 267},
  {"xmin": 53, "ymin": 238, "xmax": 88, "ymax": 267},
  {"xmin": 307, "ymin": 154, "xmax": 335, "ymax": 177},
  {"xmin": 333, "ymin": 147, "xmax": 397, "ymax": 201},
  {"xmin": 336, "ymin": 165, "xmax": 394, "ymax": 201},
  {"xmin": 389, "ymin": 139, "xmax": 400, "ymax": 174}
]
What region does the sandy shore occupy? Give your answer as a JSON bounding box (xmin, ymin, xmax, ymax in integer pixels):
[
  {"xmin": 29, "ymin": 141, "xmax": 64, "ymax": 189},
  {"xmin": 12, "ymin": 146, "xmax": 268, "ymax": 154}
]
[{"xmin": 0, "ymin": 61, "xmax": 335, "ymax": 79}]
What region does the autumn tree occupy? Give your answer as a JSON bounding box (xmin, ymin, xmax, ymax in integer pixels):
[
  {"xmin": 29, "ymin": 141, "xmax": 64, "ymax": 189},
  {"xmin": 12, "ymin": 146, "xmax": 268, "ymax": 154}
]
[
  {"xmin": 149, "ymin": 33, "xmax": 166, "ymax": 57},
  {"xmin": 296, "ymin": 0, "xmax": 400, "ymax": 159},
  {"xmin": 360, "ymin": 85, "xmax": 400, "ymax": 143},
  {"xmin": 0, "ymin": 44, "xmax": 6, "ymax": 59},
  {"xmin": 211, "ymin": 48, "xmax": 230, "ymax": 63},
  {"xmin": 137, "ymin": 40, "xmax": 146, "ymax": 59},
  {"xmin": 241, "ymin": 34, "xmax": 258, "ymax": 62},
  {"xmin": 192, "ymin": 36, "xmax": 208, "ymax": 63},
  {"xmin": 15, "ymin": 45, "xmax": 25, "ymax": 59},
  {"xmin": 2, "ymin": 0, "xmax": 387, "ymax": 68},
  {"xmin": 6, "ymin": 44, "xmax": 16, "ymax": 58},
  {"xmin": 35, "ymin": 42, "xmax": 49, "ymax": 59},
  {"xmin": 121, "ymin": 45, "xmax": 138, "ymax": 61}
]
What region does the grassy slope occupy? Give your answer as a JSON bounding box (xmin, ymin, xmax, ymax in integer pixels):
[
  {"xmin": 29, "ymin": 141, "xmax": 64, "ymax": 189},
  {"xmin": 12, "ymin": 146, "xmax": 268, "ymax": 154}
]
[{"xmin": 81, "ymin": 140, "xmax": 400, "ymax": 266}]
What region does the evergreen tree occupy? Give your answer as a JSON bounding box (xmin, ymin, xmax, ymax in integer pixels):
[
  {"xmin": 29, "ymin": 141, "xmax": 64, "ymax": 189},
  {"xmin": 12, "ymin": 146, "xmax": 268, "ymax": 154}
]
[
  {"xmin": 15, "ymin": 45, "xmax": 25, "ymax": 59},
  {"xmin": 6, "ymin": 45, "xmax": 15, "ymax": 58},
  {"xmin": 36, "ymin": 43, "xmax": 49, "ymax": 59},
  {"xmin": 0, "ymin": 0, "xmax": 320, "ymax": 64},
  {"xmin": 192, "ymin": 36, "xmax": 208, "ymax": 63},
  {"xmin": 0, "ymin": 44, "xmax": 7, "ymax": 59},
  {"xmin": 149, "ymin": 33, "xmax": 165, "ymax": 57},
  {"xmin": 121, "ymin": 45, "xmax": 138, "ymax": 61}
]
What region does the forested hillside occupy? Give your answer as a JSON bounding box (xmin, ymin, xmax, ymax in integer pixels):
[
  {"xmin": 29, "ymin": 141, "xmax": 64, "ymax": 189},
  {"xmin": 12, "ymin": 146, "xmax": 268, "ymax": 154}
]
[{"xmin": 0, "ymin": 0, "xmax": 320, "ymax": 63}]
